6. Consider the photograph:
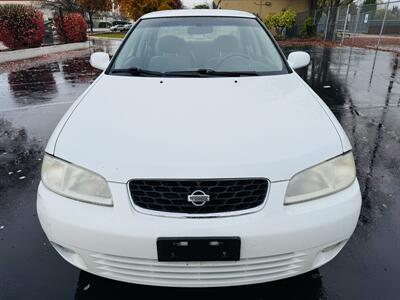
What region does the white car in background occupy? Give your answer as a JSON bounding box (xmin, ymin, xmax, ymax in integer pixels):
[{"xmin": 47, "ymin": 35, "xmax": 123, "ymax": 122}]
[
  {"xmin": 122, "ymin": 23, "xmax": 133, "ymax": 31},
  {"xmin": 37, "ymin": 9, "xmax": 361, "ymax": 287},
  {"xmin": 110, "ymin": 23, "xmax": 127, "ymax": 32}
]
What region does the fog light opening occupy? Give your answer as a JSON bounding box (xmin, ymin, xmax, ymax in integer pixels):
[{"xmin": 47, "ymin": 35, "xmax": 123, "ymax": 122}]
[
  {"xmin": 322, "ymin": 240, "xmax": 347, "ymax": 253},
  {"xmin": 321, "ymin": 241, "xmax": 346, "ymax": 253},
  {"xmin": 51, "ymin": 242, "xmax": 88, "ymax": 270},
  {"xmin": 312, "ymin": 240, "xmax": 348, "ymax": 269}
]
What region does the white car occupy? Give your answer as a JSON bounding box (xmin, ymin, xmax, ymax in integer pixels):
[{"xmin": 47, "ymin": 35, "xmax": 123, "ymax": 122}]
[
  {"xmin": 37, "ymin": 9, "xmax": 361, "ymax": 287},
  {"xmin": 122, "ymin": 23, "xmax": 133, "ymax": 31},
  {"xmin": 110, "ymin": 24, "xmax": 126, "ymax": 32}
]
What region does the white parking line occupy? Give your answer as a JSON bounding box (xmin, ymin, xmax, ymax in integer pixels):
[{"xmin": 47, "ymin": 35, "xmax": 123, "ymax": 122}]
[{"xmin": 0, "ymin": 101, "xmax": 74, "ymax": 113}]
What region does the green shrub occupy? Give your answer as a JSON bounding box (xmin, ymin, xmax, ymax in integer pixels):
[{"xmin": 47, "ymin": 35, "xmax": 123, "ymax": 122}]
[
  {"xmin": 193, "ymin": 4, "xmax": 210, "ymax": 9},
  {"xmin": 0, "ymin": 4, "xmax": 45, "ymax": 49},
  {"xmin": 265, "ymin": 8, "xmax": 297, "ymax": 37},
  {"xmin": 300, "ymin": 17, "xmax": 316, "ymax": 37}
]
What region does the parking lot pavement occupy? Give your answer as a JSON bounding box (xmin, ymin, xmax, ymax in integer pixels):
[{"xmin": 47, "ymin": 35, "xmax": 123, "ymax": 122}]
[{"xmin": 0, "ymin": 43, "xmax": 399, "ymax": 299}]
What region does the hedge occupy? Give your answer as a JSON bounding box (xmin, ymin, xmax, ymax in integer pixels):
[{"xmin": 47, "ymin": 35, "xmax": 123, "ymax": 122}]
[
  {"xmin": 0, "ymin": 4, "xmax": 45, "ymax": 49},
  {"xmin": 55, "ymin": 13, "xmax": 87, "ymax": 43}
]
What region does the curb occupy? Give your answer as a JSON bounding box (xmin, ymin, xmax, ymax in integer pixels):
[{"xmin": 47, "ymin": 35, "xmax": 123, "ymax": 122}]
[
  {"xmin": 89, "ymin": 36, "xmax": 124, "ymax": 40},
  {"xmin": 0, "ymin": 42, "xmax": 90, "ymax": 63}
]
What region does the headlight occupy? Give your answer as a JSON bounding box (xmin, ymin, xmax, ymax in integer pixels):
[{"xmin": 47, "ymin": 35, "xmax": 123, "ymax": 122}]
[
  {"xmin": 285, "ymin": 152, "xmax": 356, "ymax": 205},
  {"xmin": 41, "ymin": 154, "xmax": 113, "ymax": 206}
]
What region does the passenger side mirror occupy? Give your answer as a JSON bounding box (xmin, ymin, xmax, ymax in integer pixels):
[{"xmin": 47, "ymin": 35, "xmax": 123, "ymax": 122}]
[
  {"xmin": 287, "ymin": 51, "xmax": 310, "ymax": 70},
  {"xmin": 90, "ymin": 52, "xmax": 110, "ymax": 70}
]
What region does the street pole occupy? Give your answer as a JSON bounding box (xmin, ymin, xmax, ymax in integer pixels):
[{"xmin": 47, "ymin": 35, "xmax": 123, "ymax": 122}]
[
  {"xmin": 375, "ymin": 0, "xmax": 390, "ymax": 51},
  {"xmin": 333, "ymin": 6, "xmax": 340, "ymax": 41},
  {"xmin": 346, "ymin": 6, "xmax": 361, "ymax": 82},
  {"xmin": 370, "ymin": 1, "xmax": 391, "ymax": 86},
  {"xmin": 324, "ymin": 7, "xmax": 331, "ymax": 40},
  {"xmin": 352, "ymin": 6, "xmax": 361, "ymax": 46},
  {"xmin": 341, "ymin": 4, "xmax": 351, "ymax": 45}
]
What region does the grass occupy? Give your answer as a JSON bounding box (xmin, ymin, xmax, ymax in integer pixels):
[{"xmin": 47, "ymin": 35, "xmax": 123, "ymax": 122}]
[{"xmin": 92, "ymin": 32, "xmax": 126, "ymax": 39}]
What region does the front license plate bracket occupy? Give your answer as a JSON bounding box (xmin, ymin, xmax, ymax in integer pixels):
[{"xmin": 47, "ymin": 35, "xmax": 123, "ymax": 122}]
[{"xmin": 157, "ymin": 237, "xmax": 241, "ymax": 262}]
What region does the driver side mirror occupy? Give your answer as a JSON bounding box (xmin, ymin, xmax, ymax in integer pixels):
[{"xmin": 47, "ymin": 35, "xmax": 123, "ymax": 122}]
[
  {"xmin": 287, "ymin": 51, "xmax": 310, "ymax": 70},
  {"xmin": 90, "ymin": 52, "xmax": 110, "ymax": 70}
]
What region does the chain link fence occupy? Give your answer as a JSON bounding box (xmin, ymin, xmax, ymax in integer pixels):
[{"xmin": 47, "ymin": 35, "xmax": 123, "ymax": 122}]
[{"xmin": 291, "ymin": 0, "xmax": 400, "ymax": 51}]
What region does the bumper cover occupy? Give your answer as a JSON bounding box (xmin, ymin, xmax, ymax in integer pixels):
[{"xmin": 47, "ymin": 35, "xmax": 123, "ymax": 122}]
[{"xmin": 37, "ymin": 180, "xmax": 361, "ymax": 287}]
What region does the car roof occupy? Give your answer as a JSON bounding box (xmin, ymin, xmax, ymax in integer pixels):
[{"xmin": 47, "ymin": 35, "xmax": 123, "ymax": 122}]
[{"xmin": 140, "ymin": 9, "xmax": 256, "ymax": 19}]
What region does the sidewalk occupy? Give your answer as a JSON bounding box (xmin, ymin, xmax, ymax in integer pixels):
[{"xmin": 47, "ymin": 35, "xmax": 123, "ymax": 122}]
[{"xmin": 0, "ymin": 42, "xmax": 90, "ymax": 64}]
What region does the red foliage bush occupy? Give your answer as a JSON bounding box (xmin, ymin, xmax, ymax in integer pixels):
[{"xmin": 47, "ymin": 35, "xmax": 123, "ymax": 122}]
[
  {"xmin": 0, "ymin": 4, "xmax": 45, "ymax": 50},
  {"xmin": 55, "ymin": 13, "xmax": 87, "ymax": 43}
]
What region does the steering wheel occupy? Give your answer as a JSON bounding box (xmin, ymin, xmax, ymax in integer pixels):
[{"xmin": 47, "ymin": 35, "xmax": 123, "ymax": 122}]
[{"xmin": 216, "ymin": 53, "xmax": 251, "ymax": 68}]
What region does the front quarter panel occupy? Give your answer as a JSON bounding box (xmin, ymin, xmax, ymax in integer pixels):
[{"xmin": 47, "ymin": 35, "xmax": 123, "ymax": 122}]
[
  {"xmin": 45, "ymin": 73, "xmax": 104, "ymax": 155},
  {"xmin": 294, "ymin": 73, "xmax": 352, "ymax": 152}
]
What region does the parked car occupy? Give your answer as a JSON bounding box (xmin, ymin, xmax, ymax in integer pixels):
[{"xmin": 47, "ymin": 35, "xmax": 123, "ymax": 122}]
[
  {"xmin": 38, "ymin": 9, "xmax": 361, "ymax": 288},
  {"xmin": 121, "ymin": 23, "xmax": 133, "ymax": 32},
  {"xmin": 112, "ymin": 20, "xmax": 129, "ymax": 26},
  {"xmin": 110, "ymin": 24, "xmax": 126, "ymax": 32},
  {"xmin": 110, "ymin": 21, "xmax": 129, "ymax": 31},
  {"xmin": 98, "ymin": 21, "xmax": 112, "ymax": 28}
]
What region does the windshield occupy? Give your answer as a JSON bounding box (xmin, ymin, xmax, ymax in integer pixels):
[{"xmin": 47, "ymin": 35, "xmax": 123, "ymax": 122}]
[{"xmin": 109, "ymin": 17, "xmax": 288, "ymax": 77}]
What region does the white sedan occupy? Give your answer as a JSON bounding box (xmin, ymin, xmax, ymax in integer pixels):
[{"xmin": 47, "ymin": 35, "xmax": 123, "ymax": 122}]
[
  {"xmin": 37, "ymin": 9, "xmax": 361, "ymax": 287},
  {"xmin": 110, "ymin": 24, "xmax": 126, "ymax": 32}
]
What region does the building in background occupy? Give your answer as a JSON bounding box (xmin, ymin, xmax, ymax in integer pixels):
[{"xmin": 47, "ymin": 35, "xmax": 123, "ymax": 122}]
[
  {"xmin": 0, "ymin": 0, "xmax": 53, "ymax": 19},
  {"xmin": 213, "ymin": 0, "xmax": 311, "ymax": 20}
]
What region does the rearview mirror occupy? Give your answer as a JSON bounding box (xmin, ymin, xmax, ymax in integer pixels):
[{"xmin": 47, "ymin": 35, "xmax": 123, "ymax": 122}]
[
  {"xmin": 90, "ymin": 52, "xmax": 110, "ymax": 70},
  {"xmin": 287, "ymin": 51, "xmax": 310, "ymax": 70},
  {"xmin": 187, "ymin": 26, "xmax": 213, "ymax": 34}
]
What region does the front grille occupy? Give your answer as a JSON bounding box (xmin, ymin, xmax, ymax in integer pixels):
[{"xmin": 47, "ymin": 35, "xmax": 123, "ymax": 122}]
[{"xmin": 128, "ymin": 179, "xmax": 268, "ymax": 214}]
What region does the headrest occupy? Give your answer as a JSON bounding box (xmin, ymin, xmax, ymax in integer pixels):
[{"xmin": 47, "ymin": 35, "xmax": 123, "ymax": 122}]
[
  {"xmin": 158, "ymin": 35, "xmax": 185, "ymax": 54},
  {"xmin": 214, "ymin": 35, "xmax": 240, "ymax": 54}
]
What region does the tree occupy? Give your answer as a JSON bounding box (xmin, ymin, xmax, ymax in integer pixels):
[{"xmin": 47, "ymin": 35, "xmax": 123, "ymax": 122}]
[
  {"xmin": 194, "ymin": 4, "xmax": 210, "ymax": 9},
  {"xmin": 265, "ymin": 8, "xmax": 297, "ymax": 37},
  {"xmin": 310, "ymin": 0, "xmax": 356, "ymax": 40},
  {"xmin": 41, "ymin": 0, "xmax": 81, "ymax": 13},
  {"xmin": 78, "ymin": 0, "xmax": 112, "ymax": 33},
  {"xmin": 117, "ymin": 0, "xmax": 182, "ymax": 20}
]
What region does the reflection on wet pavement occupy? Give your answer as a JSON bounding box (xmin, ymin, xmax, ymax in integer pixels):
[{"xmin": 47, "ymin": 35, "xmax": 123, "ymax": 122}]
[
  {"xmin": 62, "ymin": 57, "xmax": 101, "ymax": 84},
  {"xmin": 0, "ymin": 119, "xmax": 43, "ymax": 194},
  {"xmin": 0, "ymin": 40, "xmax": 399, "ymax": 299},
  {"xmin": 8, "ymin": 64, "xmax": 58, "ymax": 104},
  {"xmin": 90, "ymin": 38, "xmax": 120, "ymax": 56}
]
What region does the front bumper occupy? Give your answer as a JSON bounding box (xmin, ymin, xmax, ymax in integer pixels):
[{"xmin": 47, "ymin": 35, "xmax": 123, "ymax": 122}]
[{"xmin": 37, "ymin": 180, "xmax": 361, "ymax": 287}]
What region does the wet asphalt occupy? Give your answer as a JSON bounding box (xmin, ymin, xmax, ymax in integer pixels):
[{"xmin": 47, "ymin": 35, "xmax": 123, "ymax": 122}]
[{"xmin": 0, "ymin": 40, "xmax": 399, "ymax": 299}]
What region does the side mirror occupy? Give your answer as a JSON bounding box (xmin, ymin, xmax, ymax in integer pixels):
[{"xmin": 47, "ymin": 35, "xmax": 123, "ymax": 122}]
[
  {"xmin": 90, "ymin": 52, "xmax": 110, "ymax": 70},
  {"xmin": 287, "ymin": 51, "xmax": 310, "ymax": 70}
]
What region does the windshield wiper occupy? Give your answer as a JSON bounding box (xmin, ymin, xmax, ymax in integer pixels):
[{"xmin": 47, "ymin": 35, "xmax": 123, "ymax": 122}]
[
  {"xmin": 111, "ymin": 67, "xmax": 163, "ymax": 77},
  {"xmin": 165, "ymin": 69, "xmax": 260, "ymax": 77}
]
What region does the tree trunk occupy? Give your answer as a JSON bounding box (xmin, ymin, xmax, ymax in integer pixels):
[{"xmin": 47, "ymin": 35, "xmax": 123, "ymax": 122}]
[
  {"xmin": 58, "ymin": 7, "xmax": 67, "ymax": 43},
  {"xmin": 310, "ymin": 0, "xmax": 317, "ymax": 12},
  {"xmin": 326, "ymin": 0, "xmax": 341, "ymax": 41},
  {"xmin": 89, "ymin": 12, "xmax": 94, "ymax": 33}
]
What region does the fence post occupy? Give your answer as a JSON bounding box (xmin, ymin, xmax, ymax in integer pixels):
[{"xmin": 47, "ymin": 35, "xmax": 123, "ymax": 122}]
[
  {"xmin": 333, "ymin": 6, "xmax": 340, "ymax": 41},
  {"xmin": 351, "ymin": 5, "xmax": 361, "ymax": 46},
  {"xmin": 341, "ymin": 4, "xmax": 351, "ymax": 45},
  {"xmin": 324, "ymin": 7, "xmax": 331, "ymax": 40},
  {"xmin": 375, "ymin": 0, "xmax": 390, "ymax": 51}
]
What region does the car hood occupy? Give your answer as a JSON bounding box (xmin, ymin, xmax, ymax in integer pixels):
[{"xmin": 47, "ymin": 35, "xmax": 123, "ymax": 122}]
[{"xmin": 54, "ymin": 73, "xmax": 343, "ymax": 183}]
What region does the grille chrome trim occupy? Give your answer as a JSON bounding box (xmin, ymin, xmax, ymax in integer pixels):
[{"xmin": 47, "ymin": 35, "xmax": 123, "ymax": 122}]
[{"xmin": 126, "ymin": 178, "xmax": 270, "ymax": 218}]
